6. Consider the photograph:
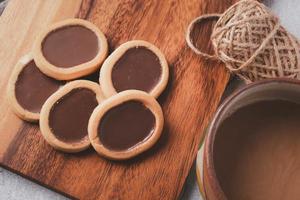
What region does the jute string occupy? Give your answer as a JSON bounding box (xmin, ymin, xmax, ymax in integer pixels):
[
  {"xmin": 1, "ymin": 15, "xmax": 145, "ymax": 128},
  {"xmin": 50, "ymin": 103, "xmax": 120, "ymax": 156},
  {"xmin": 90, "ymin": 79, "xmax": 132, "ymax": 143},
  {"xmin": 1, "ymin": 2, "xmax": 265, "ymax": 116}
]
[{"xmin": 186, "ymin": 0, "xmax": 300, "ymax": 83}]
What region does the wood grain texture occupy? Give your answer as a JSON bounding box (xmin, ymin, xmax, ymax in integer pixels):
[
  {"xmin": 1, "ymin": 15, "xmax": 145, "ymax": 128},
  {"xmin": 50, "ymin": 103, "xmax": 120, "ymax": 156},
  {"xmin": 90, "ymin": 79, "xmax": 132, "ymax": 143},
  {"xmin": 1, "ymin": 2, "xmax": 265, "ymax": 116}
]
[
  {"xmin": 0, "ymin": 0, "xmax": 82, "ymax": 158},
  {"xmin": 0, "ymin": 0, "xmax": 237, "ymax": 199}
]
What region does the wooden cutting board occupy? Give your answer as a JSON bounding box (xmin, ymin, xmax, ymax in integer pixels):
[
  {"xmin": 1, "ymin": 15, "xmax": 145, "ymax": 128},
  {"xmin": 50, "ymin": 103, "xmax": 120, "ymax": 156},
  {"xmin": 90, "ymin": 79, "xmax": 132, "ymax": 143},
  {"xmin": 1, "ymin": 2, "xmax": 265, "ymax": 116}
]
[{"xmin": 0, "ymin": 0, "xmax": 235, "ymax": 199}]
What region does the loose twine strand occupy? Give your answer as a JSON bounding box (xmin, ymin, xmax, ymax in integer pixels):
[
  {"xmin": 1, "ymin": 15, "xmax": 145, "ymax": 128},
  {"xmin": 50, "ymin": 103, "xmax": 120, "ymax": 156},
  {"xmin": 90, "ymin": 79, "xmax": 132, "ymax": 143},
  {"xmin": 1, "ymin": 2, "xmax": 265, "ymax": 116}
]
[
  {"xmin": 186, "ymin": 14, "xmax": 221, "ymax": 60},
  {"xmin": 186, "ymin": 0, "xmax": 300, "ymax": 82}
]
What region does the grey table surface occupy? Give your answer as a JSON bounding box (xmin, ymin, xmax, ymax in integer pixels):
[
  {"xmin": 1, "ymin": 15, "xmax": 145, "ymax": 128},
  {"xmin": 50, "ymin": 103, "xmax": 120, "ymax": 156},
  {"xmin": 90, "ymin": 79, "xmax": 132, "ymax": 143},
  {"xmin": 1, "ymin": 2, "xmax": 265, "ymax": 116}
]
[{"xmin": 0, "ymin": 0, "xmax": 299, "ymax": 199}]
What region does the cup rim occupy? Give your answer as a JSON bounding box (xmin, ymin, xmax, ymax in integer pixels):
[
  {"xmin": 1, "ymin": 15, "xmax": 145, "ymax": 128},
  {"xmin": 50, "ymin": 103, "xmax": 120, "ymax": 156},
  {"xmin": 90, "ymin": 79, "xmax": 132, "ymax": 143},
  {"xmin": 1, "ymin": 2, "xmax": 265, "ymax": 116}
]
[{"xmin": 204, "ymin": 78, "xmax": 300, "ymax": 199}]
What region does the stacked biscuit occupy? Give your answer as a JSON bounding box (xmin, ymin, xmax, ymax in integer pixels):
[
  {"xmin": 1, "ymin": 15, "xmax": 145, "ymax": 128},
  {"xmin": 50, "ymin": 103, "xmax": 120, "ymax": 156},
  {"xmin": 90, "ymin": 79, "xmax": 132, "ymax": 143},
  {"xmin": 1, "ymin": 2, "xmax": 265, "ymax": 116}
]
[{"xmin": 8, "ymin": 18, "xmax": 169, "ymax": 160}]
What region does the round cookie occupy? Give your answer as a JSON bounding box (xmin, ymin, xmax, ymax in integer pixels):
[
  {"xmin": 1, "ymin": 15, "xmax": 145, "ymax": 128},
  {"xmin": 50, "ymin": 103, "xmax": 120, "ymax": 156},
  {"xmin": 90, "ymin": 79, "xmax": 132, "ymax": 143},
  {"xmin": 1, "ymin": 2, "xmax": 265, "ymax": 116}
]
[
  {"xmin": 33, "ymin": 18, "xmax": 108, "ymax": 80},
  {"xmin": 7, "ymin": 54, "xmax": 64, "ymax": 122},
  {"xmin": 88, "ymin": 90, "xmax": 164, "ymax": 160},
  {"xmin": 40, "ymin": 80, "xmax": 105, "ymax": 153},
  {"xmin": 99, "ymin": 40, "xmax": 169, "ymax": 98}
]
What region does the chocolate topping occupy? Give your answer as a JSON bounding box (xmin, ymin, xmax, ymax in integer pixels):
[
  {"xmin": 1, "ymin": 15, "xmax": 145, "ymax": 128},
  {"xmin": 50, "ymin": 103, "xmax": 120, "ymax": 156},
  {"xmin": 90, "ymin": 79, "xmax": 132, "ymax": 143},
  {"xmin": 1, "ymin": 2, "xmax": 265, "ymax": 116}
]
[
  {"xmin": 98, "ymin": 101, "xmax": 155, "ymax": 151},
  {"xmin": 112, "ymin": 47, "xmax": 162, "ymax": 93},
  {"xmin": 214, "ymin": 100, "xmax": 300, "ymax": 200},
  {"xmin": 49, "ymin": 88, "xmax": 98, "ymax": 143},
  {"xmin": 42, "ymin": 25, "xmax": 99, "ymax": 68},
  {"xmin": 15, "ymin": 60, "xmax": 62, "ymax": 113}
]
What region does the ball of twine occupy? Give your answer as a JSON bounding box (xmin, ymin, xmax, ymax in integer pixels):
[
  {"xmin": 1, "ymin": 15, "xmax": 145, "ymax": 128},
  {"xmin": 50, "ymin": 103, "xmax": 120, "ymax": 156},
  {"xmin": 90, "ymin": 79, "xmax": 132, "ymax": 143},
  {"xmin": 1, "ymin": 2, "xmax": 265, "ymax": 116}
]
[{"xmin": 187, "ymin": 0, "xmax": 300, "ymax": 83}]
